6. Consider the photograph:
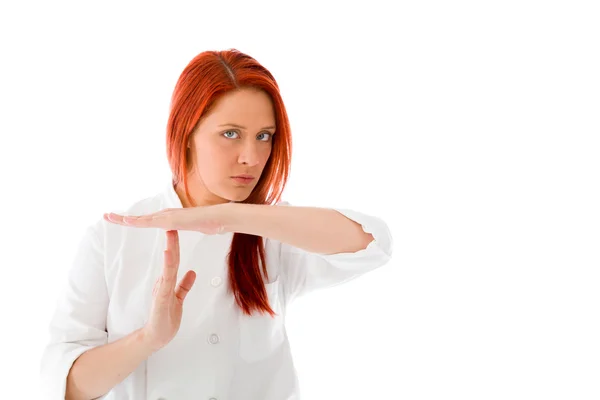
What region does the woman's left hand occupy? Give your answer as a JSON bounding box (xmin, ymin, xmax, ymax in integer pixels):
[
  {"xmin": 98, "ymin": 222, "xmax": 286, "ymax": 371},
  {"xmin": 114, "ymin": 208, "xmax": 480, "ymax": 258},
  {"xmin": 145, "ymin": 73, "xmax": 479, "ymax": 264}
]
[{"xmin": 104, "ymin": 204, "xmax": 231, "ymax": 235}]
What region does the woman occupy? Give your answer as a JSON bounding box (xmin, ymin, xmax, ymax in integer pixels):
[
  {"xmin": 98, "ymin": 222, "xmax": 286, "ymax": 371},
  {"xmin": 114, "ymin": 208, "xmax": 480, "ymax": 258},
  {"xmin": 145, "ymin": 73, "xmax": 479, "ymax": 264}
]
[{"xmin": 40, "ymin": 49, "xmax": 393, "ymax": 400}]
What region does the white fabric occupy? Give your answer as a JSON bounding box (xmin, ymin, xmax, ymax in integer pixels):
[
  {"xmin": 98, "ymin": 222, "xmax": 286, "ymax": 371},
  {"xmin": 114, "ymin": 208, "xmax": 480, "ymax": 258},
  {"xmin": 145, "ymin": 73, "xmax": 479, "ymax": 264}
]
[{"xmin": 39, "ymin": 181, "xmax": 393, "ymax": 400}]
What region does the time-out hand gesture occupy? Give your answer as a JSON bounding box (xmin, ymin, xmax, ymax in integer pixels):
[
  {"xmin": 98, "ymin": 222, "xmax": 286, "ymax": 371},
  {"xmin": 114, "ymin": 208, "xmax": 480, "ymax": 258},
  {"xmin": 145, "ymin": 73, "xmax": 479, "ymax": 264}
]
[{"xmin": 141, "ymin": 230, "xmax": 196, "ymax": 351}]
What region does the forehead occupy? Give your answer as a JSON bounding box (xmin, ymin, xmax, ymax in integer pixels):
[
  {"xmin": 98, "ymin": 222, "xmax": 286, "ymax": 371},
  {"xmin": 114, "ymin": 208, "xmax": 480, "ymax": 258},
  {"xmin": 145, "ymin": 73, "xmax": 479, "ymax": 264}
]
[{"xmin": 203, "ymin": 88, "xmax": 275, "ymax": 126}]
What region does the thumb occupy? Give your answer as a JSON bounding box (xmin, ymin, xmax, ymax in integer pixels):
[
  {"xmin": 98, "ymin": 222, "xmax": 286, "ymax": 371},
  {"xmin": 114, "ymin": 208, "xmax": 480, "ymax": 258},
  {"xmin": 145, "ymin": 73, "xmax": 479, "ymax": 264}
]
[{"xmin": 174, "ymin": 270, "xmax": 196, "ymax": 303}]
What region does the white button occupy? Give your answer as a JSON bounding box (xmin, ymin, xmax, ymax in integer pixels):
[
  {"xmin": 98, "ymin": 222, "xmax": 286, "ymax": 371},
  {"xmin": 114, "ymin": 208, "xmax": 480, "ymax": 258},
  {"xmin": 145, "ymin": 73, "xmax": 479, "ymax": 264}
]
[
  {"xmin": 211, "ymin": 277, "xmax": 222, "ymax": 287},
  {"xmin": 208, "ymin": 333, "xmax": 220, "ymax": 344}
]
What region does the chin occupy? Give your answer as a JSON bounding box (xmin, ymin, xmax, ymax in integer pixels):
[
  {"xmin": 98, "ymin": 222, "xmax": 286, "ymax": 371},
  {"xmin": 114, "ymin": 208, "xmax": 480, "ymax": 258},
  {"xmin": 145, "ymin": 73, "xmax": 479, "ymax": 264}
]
[{"xmin": 224, "ymin": 192, "xmax": 248, "ymax": 203}]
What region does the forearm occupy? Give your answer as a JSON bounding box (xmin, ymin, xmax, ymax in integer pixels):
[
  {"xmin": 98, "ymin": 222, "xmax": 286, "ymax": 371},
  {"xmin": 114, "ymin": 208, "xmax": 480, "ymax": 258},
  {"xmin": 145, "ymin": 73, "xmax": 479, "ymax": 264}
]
[
  {"xmin": 66, "ymin": 328, "xmax": 155, "ymax": 400},
  {"xmin": 224, "ymin": 203, "xmax": 374, "ymax": 255}
]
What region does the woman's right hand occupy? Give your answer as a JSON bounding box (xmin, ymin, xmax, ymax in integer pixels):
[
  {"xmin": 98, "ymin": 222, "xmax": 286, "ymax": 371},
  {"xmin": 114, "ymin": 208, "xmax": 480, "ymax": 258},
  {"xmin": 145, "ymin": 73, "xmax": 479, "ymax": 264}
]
[{"xmin": 141, "ymin": 230, "xmax": 196, "ymax": 352}]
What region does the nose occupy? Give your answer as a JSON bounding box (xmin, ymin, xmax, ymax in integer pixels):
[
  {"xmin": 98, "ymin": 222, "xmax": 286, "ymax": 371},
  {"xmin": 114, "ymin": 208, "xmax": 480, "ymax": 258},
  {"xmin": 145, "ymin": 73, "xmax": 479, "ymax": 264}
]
[{"xmin": 237, "ymin": 141, "xmax": 262, "ymax": 166}]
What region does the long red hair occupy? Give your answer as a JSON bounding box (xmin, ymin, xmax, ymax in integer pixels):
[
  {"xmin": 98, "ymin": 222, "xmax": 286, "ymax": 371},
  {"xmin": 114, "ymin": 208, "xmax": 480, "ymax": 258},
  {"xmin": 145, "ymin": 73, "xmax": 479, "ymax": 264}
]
[{"xmin": 165, "ymin": 49, "xmax": 292, "ymax": 317}]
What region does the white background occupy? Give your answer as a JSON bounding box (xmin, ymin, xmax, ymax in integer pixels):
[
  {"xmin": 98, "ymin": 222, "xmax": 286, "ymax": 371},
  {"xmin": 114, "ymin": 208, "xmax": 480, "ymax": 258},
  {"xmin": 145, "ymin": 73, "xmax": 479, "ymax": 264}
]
[{"xmin": 1, "ymin": 1, "xmax": 599, "ymax": 399}]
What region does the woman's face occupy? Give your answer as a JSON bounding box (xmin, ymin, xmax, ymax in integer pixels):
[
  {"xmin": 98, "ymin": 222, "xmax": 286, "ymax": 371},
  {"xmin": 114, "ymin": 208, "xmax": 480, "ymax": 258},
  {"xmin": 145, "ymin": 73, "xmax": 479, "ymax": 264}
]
[{"xmin": 187, "ymin": 87, "xmax": 276, "ymax": 205}]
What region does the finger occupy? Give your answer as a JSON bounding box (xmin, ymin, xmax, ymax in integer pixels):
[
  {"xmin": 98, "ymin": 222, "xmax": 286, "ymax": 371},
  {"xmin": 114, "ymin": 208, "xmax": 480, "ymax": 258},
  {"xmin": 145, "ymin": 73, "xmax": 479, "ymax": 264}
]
[
  {"xmin": 171, "ymin": 229, "xmax": 180, "ymax": 266},
  {"xmin": 174, "ymin": 270, "xmax": 197, "ymax": 303},
  {"xmin": 122, "ymin": 210, "xmax": 173, "ymax": 228},
  {"xmin": 159, "ymin": 231, "xmax": 180, "ymax": 295},
  {"xmin": 152, "ymin": 276, "xmax": 161, "ymax": 297}
]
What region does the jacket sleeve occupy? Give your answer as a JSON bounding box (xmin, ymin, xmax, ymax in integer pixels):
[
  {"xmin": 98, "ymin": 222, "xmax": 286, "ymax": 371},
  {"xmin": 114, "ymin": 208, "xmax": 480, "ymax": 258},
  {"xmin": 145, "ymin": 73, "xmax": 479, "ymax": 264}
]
[
  {"xmin": 277, "ymin": 201, "xmax": 393, "ymax": 305},
  {"xmin": 39, "ymin": 221, "xmax": 109, "ymax": 399}
]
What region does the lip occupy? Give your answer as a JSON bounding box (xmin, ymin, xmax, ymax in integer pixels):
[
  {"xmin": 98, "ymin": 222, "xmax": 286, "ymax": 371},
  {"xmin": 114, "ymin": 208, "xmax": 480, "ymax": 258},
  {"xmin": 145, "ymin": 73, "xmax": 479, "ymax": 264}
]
[{"xmin": 231, "ymin": 176, "xmax": 255, "ymax": 184}]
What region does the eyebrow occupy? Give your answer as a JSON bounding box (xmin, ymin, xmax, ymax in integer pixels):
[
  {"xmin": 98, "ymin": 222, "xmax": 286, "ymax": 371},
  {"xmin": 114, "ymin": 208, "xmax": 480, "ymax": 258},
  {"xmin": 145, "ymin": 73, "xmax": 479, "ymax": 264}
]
[{"xmin": 219, "ymin": 123, "xmax": 276, "ymax": 130}]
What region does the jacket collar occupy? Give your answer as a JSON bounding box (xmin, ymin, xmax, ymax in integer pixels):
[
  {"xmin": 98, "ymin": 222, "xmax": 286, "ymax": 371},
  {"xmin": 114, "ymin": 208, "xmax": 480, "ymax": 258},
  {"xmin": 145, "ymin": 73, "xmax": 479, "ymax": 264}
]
[{"xmin": 164, "ymin": 179, "xmax": 185, "ymax": 208}]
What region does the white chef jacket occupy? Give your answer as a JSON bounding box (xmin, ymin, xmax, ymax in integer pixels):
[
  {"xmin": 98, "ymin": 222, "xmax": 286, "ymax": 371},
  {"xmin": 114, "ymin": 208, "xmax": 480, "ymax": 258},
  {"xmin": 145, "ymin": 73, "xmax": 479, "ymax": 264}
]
[{"xmin": 39, "ymin": 181, "xmax": 393, "ymax": 400}]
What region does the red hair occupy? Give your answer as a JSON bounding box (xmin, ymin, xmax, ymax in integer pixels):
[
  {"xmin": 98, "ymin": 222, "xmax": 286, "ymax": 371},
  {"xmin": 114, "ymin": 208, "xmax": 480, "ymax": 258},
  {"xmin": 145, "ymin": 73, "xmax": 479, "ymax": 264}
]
[{"xmin": 165, "ymin": 49, "xmax": 292, "ymax": 317}]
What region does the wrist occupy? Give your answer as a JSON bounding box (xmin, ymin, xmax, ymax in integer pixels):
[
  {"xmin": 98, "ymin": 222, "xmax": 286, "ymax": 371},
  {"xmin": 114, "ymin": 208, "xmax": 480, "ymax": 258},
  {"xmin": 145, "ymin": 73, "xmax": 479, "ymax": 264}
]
[
  {"xmin": 219, "ymin": 202, "xmax": 244, "ymax": 233},
  {"xmin": 135, "ymin": 327, "xmax": 162, "ymax": 355}
]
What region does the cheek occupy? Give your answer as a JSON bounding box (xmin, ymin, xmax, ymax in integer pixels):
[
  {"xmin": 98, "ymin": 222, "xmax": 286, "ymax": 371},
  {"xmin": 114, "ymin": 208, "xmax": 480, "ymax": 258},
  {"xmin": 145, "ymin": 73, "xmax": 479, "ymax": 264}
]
[
  {"xmin": 260, "ymin": 146, "xmax": 273, "ymax": 165},
  {"xmin": 194, "ymin": 148, "xmax": 228, "ymax": 180},
  {"xmin": 198, "ymin": 141, "xmax": 231, "ymax": 164}
]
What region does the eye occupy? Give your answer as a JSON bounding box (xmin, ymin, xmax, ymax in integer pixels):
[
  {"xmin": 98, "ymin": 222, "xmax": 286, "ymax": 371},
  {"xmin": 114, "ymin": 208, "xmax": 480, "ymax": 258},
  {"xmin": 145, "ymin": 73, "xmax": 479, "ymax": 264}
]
[
  {"xmin": 223, "ymin": 130, "xmax": 273, "ymax": 141},
  {"xmin": 257, "ymin": 132, "xmax": 272, "ymax": 141},
  {"xmin": 223, "ymin": 130, "xmax": 239, "ymax": 139}
]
